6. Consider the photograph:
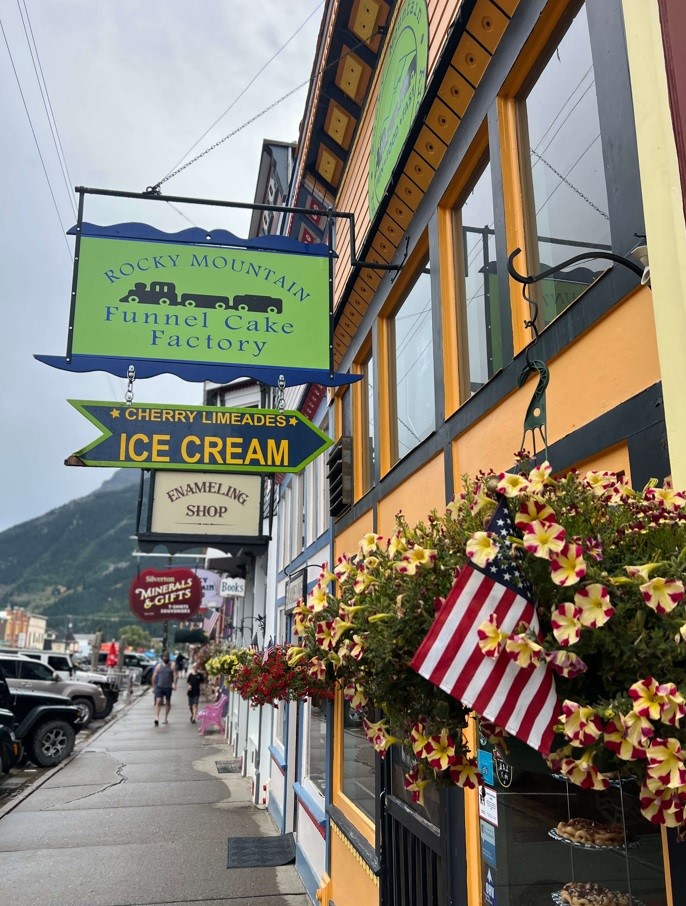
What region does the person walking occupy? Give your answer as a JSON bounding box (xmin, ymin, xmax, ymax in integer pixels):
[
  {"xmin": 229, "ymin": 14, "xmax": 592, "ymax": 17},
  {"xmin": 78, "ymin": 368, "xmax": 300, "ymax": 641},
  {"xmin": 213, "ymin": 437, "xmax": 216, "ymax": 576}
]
[
  {"xmin": 186, "ymin": 661, "xmax": 205, "ymax": 723},
  {"xmin": 152, "ymin": 653, "xmax": 177, "ymax": 726},
  {"xmin": 175, "ymin": 651, "xmax": 186, "ymax": 677}
]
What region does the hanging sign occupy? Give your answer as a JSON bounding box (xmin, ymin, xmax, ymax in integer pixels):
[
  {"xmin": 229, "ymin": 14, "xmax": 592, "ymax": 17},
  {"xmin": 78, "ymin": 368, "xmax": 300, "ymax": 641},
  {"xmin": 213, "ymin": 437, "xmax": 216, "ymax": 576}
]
[
  {"xmin": 68, "ymin": 225, "xmax": 330, "ymax": 370},
  {"xmin": 368, "ymin": 0, "xmax": 428, "ymax": 218},
  {"xmin": 66, "ymin": 401, "xmax": 332, "ymax": 473},
  {"xmin": 150, "ymin": 471, "xmax": 262, "ymax": 537},
  {"xmin": 220, "ymin": 577, "xmax": 246, "ymax": 597},
  {"xmin": 128, "ymin": 568, "xmax": 202, "ymax": 622}
]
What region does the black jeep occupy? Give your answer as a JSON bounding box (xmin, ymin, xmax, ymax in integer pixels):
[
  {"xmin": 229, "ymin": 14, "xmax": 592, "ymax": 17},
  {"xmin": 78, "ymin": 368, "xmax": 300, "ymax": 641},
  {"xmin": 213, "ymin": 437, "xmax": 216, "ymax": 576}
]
[
  {"xmin": 0, "ymin": 663, "xmax": 82, "ymax": 768},
  {"xmin": 0, "ymin": 707, "xmax": 21, "ymax": 773}
]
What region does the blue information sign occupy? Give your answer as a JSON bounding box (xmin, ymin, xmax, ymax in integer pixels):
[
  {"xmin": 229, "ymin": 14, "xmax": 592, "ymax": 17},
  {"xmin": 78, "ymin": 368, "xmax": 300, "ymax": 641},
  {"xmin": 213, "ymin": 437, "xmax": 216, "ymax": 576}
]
[{"xmin": 477, "ymin": 749, "xmax": 495, "ymax": 787}]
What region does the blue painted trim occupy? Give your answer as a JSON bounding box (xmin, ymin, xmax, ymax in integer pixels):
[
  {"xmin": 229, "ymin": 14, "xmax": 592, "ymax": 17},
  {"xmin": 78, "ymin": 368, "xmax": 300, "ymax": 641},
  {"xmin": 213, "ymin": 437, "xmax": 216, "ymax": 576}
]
[
  {"xmin": 277, "ymin": 535, "xmax": 332, "ymax": 582},
  {"xmin": 293, "ymin": 781, "xmax": 326, "ymax": 831},
  {"xmin": 70, "ymin": 221, "xmax": 330, "ymax": 257},
  {"xmin": 269, "ymin": 744, "xmax": 286, "ymax": 772},
  {"xmin": 268, "ymin": 795, "xmax": 283, "ymax": 830},
  {"xmin": 295, "ymin": 844, "xmax": 321, "ymax": 905},
  {"xmin": 34, "ymin": 354, "xmax": 361, "ymax": 388}
]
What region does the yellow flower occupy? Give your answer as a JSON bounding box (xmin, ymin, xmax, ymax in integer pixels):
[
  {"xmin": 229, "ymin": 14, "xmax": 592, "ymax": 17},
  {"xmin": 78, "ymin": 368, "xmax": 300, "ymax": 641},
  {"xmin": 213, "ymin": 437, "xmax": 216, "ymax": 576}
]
[
  {"xmin": 466, "ymin": 531, "xmax": 499, "ymax": 568},
  {"xmin": 334, "ymin": 555, "xmax": 355, "ymax": 580},
  {"xmin": 645, "ymin": 486, "xmax": 686, "ymax": 512},
  {"xmin": 646, "ymin": 737, "xmax": 686, "ymax": 788},
  {"xmin": 551, "ymin": 603, "xmax": 582, "ymax": 647},
  {"xmin": 522, "ymin": 519, "xmax": 566, "ymax": 559},
  {"xmin": 410, "ymin": 721, "xmax": 432, "ymax": 757},
  {"xmin": 514, "ymin": 498, "xmax": 556, "ymax": 529},
  {"xmin": 448, "ymin": 757, "xmax": 482, "ymax": 790},
  {"xmin": 625, "ymin": 562, "xmax": 663, "ymax": 581},
  {"xmin": 629, "ymin": 677, "xmax": 662, "ymax": 720},
  {"xmin": 496, "ymin": 472, "xmax": 530, "ymax": 498},
  {"xmin": 527, "ymin": 461, "xmax": 554, "ymax": 493},
  {"xmin": 286, "ymin": 646, "xmax": 307, "ymax": 666},
  {"xmin": 573, "ymin": 584, "xmax": 614, "ymax": 628},
  {"xmin": 423, "ymin": 728, "xmax": 458, "ymax": 771},
  {"xmin": 387, "ymin": 532, "xmax": 408, "ymax": 558},
  {"xmin": 549, "ymin": 543, "xmax": 587, "ymax": 587},
  {"xmin": 477, "ymin": 614, "xmax": 507, "ymax": 658},
  {"xmin": 584, "ymin": 470, "xmax": 616, "ymax": 496},
  {"xmin": 360, "ymin": 532, "xmax": 384, "ymax": 555},
  {"xmin": 640, "ymin": 577, "xmax": 685, "ymax": 614},
  {"xmin": 505, "ymin": 632, "xmax": 545, "ymax": 668},
  {"xmin": 308, "ymin": 582, "xmax": 329, "ymax": 613}
]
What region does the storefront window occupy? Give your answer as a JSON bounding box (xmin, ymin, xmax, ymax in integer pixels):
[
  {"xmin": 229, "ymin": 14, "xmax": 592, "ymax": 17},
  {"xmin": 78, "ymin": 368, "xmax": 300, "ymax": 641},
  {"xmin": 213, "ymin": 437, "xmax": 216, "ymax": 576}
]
[
  {"xmin": 455, "ymin": 158, "xmax": 500, "ymax": 396},
  {"xmin": 305, "ymin": 697, "xmax": 327, "ymax": 796},
  {"xmin": 476, "ymin": 736, "xmax": 667, "ymax": 905},
  {"xmin": 360, "ymin": 350, "xmax": 375, "ymax": 493},
  {"xmin": 341, "ymin": 700, "xmax": 375, "ymax": 821},
  {"xmin": 389, "ymin": 258, "xmax": 435, "ymax": 463},
  {"xmin": 519, "ymin": 2, "xmax": 611, "ymax": 325}
]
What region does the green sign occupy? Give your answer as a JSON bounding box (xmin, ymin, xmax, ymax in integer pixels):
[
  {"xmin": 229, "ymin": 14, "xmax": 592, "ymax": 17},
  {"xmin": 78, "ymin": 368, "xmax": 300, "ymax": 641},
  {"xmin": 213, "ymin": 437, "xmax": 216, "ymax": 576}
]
[
  {"xmin": 66, "ymin": 401, "xmax": 333, "ymax": 474},
  {"xmin": 368, "ymin": 0, "xmax": 428, "ymax": 218},
  {"xmin": 70, "ymin": 235, "xmax": 330, "ymax": 370}
]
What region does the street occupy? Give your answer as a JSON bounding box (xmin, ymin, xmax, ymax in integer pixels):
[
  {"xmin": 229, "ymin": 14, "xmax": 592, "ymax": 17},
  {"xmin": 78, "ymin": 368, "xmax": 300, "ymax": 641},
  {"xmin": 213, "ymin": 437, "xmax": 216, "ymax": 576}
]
[{"xmin": 0, "ymin": 690, "xmax": 309, "ymax": 906}]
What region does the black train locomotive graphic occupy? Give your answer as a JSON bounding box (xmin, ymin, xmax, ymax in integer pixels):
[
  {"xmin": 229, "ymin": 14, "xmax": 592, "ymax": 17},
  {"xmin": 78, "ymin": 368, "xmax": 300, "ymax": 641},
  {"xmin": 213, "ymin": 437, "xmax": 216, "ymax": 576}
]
[{"xmin": 119, "ymin": 281, "xmax": 283, "ymax": 313}]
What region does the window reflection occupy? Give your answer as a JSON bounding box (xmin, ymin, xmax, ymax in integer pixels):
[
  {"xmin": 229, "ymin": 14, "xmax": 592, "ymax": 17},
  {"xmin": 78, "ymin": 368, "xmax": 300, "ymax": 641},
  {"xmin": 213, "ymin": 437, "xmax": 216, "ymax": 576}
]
[
  {"xmin": 306, "ymin": 697, "xmax": 326, "ymax": 796},
  {"xmin": 456, "ymin": 159, "xmax": 499, "ymax": 396},
  {"xmin": 361, "ymin": 351, "xmax": 375, "ymax": 494},
  {"xmin": 390, "ymin": 260, "xmax": 435, "ymax": 462},
  {"xmin": 520, "ymin": 3, "xmax": 611, "ymax": 324},
  {"xmin": 341, "ymin": 701, "xmax": 375, "ymax": 820}
]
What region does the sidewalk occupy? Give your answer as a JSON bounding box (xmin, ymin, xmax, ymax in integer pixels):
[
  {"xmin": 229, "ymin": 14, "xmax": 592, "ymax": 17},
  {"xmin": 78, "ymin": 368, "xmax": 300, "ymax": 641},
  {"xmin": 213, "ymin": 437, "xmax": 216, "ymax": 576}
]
[{"xmin": 0, "ymin": 691, "xmax": 310, "ymax": 906}]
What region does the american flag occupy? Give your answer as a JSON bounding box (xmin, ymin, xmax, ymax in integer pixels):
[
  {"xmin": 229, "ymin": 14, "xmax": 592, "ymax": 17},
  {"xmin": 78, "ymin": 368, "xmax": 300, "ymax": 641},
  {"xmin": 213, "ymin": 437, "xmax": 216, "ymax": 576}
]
[
  {"xmin": 203, "ymin": 610, "xmax": 220, "ymax": 636},
  {"xmin": 410, "ymin": 497, "xmax": 558, "ymax": 754}
]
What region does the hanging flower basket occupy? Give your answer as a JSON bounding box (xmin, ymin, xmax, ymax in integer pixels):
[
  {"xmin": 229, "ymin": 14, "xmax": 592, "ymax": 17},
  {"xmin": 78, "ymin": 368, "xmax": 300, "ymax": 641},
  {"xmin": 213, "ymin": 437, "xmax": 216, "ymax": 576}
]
[
  {"xmin": 206, "ymin": 644, "xmax": 334, "ymax": 708},
  {"xmin": 293, "ymin": 460, "xmax": 686, "ymax": 826}
]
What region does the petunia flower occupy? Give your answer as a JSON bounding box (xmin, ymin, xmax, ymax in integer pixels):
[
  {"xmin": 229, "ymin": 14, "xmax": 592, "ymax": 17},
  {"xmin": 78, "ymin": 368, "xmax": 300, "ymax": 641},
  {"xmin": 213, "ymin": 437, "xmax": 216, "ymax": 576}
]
[
  {"xmin": 527, "ymin": 461, "xmax": 554, "ymax": 493},
  {"xmin": 623, "ymin": 709, "xmax": 655, "ymax": 747},
  {"xmin": 645, "ymin": 486, "xmax": 686, "ymax": 512},
  {"xmin": 359, "ymin": 532, "xmax": 384, "ymax": 555},
  {"xmin": 353, "ymin": 567, "xmax": 373, "ymax": 594},
  {"xmin": 504, "ymin": 631, "xmax": 545, "ymax": 668},
  {"xmin": 639, "ymin": 781, "xmax": 686, "ymax": 827},
  {"xmin": 584, "ymin": 470, "xmax": 616, "ymax": 496},
  {"xmin": 343, "ymin": 682, "xmax": 368, "ymax": 711},
  {"xmin": 559, "ymin": 700, "xmax": 604, "ymax": 747},
  {"xmin": 549, "ymin": 543, "xmax": 587, "ymax": 586},
  {"xmin": 306, "ymin": 658, "xmax": 328, "ymax": 682},
  {"xmin": 558, "ymin": 753, "xmax": 612, "ymax": 790},
  {"xmin": 403, "ymin": 766, "xmax": 431, "ymax": 806},
  {"xmin": 625, "ymin": 562, "xmax": 663, "ymax": 581},
  {"xmin": 338, "ymin": 602, "xmax": 366, "ymax": 620},
  {"xmin": 286, "ymin": 646, "xmax": 308, "ymax": 666},
  {"xmin": 545, "ymin": 649, "xmax": 587, "ymax": 678},
  {"xmin": 466, "ymin": 531, "xmax": 499, "ymax": 568},
  {"xmin": 585, "ymin": 536, "xmax": 603, "ymax": 562},
  {"xmin": 334, "ymin": 554, "xmax": 355, "ymax": 580},
  {"xmin": 362, "ymin": 718, "xmax": 400, "ymax": 756},
  {"xmin": 551, "ymin": 603, "xmax": 583, "ymax": 646},
  {"xmin": 410, "ymin": 721, "xmax": 432, "ymax": 758},
  {"xmin": 522, "ymin": 520, "xmax": 566, "ymax": 559},
  {"xmin": 630, "ymin": 677, "xmax": 662, "ymax": 721},
  {"xmin": 646, "ymin": 736, "xmax": 686, "ymax": 788},
  {"xmin": 514, "ymin": 498, "xmax": 556, "ymax": 529},
  {"xmin": 422, "ymin": 728, "xmax": 458, "ymax": 771},
  {"xmin": 640, "ymin": 577, "xmax": 685, "ymax": 614},
  {"xmin": 397, "ymin": 545, "xmax": 437, "ymax": 576},
  {"xmin": 448, "ymin": 757, "xmax": 482, "ymax": 790},
  {"xmin": 308, "ymin": 582, "xmax": 329, "ymax": 613},
  {"xmin": 387, "ymin": 532, "xmax": 408, "ymax": 558},
  {"xmin": 496, "ymin": 471, "xmax": 530, "ymax": 498},
  {"xmin": 314, "ymin": 620, "xmax": 337, "ymax": 652},
  {"xmin": 574, "ymin": 584, "xmax": 614, "ymax": 628},
  {"xmin": 657, "ymin": 682, "xmax": 686, "ymax": 727},
  {"xmin": 477, "ymin": 614, "xmax": 507, "ymax": 658},
  {"xmin": 468, "ymin": 483, "xmax": 497, "ymax": 516},
  {"xmin": 603, "ymin": 715, "xmax": 649, "ymax": 761}
]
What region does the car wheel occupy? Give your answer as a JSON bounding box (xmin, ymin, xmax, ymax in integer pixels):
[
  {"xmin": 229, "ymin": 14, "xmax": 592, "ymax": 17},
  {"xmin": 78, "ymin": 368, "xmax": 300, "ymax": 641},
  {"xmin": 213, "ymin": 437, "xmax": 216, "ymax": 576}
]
[
  {"xmin": 72, "ymin": 697, "xmax": 95, "ymax": 726},
  {"xmin": 28, "ymin": 720, "xmax": 75, "ymax": 768},
  {"xmin": 95, "ymin": 696, "xmax": 115, "ymax": 719}
]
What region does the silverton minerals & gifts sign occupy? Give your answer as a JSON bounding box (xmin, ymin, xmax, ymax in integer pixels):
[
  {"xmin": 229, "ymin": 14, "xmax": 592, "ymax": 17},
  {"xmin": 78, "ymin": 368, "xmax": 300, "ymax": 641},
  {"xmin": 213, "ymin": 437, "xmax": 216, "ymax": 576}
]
[{"xmin": 128, "ymin": 568, "xmax": 203, "ymax": 622}]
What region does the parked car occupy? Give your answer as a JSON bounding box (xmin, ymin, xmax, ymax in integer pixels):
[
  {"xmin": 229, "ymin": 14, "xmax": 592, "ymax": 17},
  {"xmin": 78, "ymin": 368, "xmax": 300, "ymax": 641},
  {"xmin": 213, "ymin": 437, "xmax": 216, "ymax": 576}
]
[
  {"xmin": 0, "ymin": 707, "xmax": 21, "ymax": 774},
  {"xmin": 97, "ymin": 651, "xmax": 156, "ymax": 684},
  {"xmin": 0, "ymin": 664, "xmax": 81, "ymax": 768},
  {"xmin": 2, "ymin": 648, "xmax": 120, "ymax": 718},
  {"xmin": 0, "ymin": 655, "xmax": 107, "ymax": 726}
]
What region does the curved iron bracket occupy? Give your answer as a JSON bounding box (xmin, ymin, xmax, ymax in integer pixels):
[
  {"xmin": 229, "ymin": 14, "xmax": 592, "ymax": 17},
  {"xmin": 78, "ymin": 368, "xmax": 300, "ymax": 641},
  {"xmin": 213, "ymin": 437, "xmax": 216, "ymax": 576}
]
[
  {"xmin": 507, "ymin": 247, "xmax": 644, "ymax": 284},
  {"xmin": 518, "ymin": 360, "xmax": 549, "ymax": 458}
]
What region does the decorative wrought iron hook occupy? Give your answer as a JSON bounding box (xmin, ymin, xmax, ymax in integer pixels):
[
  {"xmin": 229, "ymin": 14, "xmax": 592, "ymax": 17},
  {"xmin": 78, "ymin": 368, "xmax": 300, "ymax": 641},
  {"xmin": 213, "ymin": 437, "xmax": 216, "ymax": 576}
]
[
  {"xmin": 518, "ymin": 359, "xmax": 549, "ymax": 458},
  {"xmin": 506, "ymin": 246, "xmax": 644, "ymax": 284}
]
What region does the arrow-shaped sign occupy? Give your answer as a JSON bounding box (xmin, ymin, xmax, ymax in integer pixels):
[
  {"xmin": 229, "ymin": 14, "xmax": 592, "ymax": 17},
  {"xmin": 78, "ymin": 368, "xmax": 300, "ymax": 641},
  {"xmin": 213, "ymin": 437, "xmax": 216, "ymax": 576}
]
[{"xmin": 66, "ymin": 400, "xmax": 332, "ymax": 474}]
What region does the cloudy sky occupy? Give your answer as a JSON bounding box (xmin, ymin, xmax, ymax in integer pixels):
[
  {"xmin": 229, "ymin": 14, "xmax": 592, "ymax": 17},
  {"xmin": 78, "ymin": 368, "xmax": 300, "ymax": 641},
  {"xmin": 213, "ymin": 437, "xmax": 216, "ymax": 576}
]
[{"xmin": 0, "ymin": 0, "xmax": 323, "ymax": 533}]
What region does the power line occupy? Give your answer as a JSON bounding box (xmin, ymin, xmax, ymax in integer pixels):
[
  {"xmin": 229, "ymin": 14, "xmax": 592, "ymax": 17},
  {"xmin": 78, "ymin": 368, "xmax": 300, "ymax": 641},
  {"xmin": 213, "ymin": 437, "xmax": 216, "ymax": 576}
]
[
  {"xmin": 0, "ymin": 16, "xmax": 72, "ymax": 261},
  {"xmin": 17, "ymin": 0, "xmax": 77, "ymax": 220}
]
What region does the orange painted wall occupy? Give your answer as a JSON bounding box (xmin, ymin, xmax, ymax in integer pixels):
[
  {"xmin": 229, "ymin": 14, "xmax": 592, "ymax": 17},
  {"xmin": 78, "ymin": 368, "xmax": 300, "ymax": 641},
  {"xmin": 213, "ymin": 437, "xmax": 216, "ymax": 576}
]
[
  {"xmin": 333, "ymin": 508, "xmax": 374, "ymax": 561},
  {"xmin": 452, "ymin": 287, "xmax": 658, "ymax": 483},
  {"xmin": 377, "ymin": 452, "xmax": 447, "ymax": 535},
  {"xmin": 328, "ymin": 823, "xmax": 380, "ymax": 906}
]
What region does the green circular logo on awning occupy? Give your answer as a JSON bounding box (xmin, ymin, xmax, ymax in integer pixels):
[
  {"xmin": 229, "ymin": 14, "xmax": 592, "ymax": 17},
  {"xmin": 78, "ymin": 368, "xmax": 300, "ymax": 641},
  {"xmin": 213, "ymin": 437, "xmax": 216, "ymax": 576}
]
[{"xmin": 368, "ymin": 0, "xmax": 428, "ymax": 219}]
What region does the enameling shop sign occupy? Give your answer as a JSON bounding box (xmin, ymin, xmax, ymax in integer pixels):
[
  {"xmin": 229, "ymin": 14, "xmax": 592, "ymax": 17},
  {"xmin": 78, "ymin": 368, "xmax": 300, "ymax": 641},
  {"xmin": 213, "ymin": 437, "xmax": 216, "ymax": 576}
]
[{"xmin": 150, "ymin": 472, "xmax": 263, "ymax": 537}]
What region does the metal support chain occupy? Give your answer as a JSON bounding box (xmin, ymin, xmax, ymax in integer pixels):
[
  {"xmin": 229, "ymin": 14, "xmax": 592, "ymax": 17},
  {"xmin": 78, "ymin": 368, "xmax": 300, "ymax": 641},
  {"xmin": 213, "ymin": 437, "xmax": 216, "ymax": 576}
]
[
  {"xmin": 276, "ymin": 374, "xmax": 286, "ymax": 412},
  {"xmin": 125, "ymin": 365, "xmax": 136, "ymax": 406}
]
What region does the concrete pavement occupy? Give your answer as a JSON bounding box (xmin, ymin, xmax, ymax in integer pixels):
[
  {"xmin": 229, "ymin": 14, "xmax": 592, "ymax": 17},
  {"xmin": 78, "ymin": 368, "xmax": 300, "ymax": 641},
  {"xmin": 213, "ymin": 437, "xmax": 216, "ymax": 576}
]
[{"xmin": 0, "ymin": 691, "xmax": 310, "ymax": 906}]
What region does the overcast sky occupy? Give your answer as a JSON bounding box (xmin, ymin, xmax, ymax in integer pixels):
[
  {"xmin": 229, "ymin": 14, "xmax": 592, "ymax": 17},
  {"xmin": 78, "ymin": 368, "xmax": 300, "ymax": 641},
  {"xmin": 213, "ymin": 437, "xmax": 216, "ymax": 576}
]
[{"xmin": 0, "ymin": 0, "xmax": 323, "ymax": 533}]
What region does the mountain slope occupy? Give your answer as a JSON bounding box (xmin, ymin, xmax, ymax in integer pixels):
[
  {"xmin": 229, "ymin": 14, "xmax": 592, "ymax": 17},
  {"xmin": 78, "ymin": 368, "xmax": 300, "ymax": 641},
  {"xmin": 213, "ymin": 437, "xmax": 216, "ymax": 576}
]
[{"xmin": 0, "ymin": 470, "xmax": 147, "ymax": 636}]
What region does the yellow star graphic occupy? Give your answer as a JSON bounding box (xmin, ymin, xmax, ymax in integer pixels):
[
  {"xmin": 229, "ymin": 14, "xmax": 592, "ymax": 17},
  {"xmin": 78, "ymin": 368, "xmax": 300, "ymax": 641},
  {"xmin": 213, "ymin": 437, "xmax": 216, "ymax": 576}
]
[
  {"xmin": 110, "ymin": 409, "xmax": 121, "ymax": 418},
  {"xmin": 289, "ymin": 417, "xmax": 297, "ymax": 426}
]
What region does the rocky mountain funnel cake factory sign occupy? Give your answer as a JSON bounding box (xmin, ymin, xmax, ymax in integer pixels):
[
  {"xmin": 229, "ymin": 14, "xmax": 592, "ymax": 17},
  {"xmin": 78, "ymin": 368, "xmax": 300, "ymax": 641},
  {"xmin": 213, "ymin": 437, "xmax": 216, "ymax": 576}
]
[{"xmin": 129, "ymin": 568, "xmax": 203, "ymax": 622}]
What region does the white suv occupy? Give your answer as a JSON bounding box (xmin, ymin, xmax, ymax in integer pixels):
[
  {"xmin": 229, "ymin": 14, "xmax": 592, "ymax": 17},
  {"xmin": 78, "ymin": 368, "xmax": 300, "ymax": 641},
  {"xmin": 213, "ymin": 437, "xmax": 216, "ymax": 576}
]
[{"xmin": 0, "ymin": 654, "xmax": 107, "ymax": 726}]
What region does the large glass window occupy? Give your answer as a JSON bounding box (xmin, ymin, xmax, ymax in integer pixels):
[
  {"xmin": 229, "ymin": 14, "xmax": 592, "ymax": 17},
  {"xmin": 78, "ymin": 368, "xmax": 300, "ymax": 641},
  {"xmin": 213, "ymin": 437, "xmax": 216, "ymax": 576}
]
[
  {"xmin": 389, "ymin": 258, "xmax": 435, "ymax": 463},
  {"xmin": 305, "ymin": 697, "xmax": 327, "ymax": 796},
  {"xmin": 455, "ymin": 159, "xmax": 500, "ymax": 396},
  {"xmin": 341, "ymin": 700, "xmax": 375, "ymax": 821},
  {"xmin": 519, "ymin": 2, "xmax": 611, "ymax": 324},
  {"xmin": 360, "ymin": 350, "xmax": 375, "ymax": 493}
]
